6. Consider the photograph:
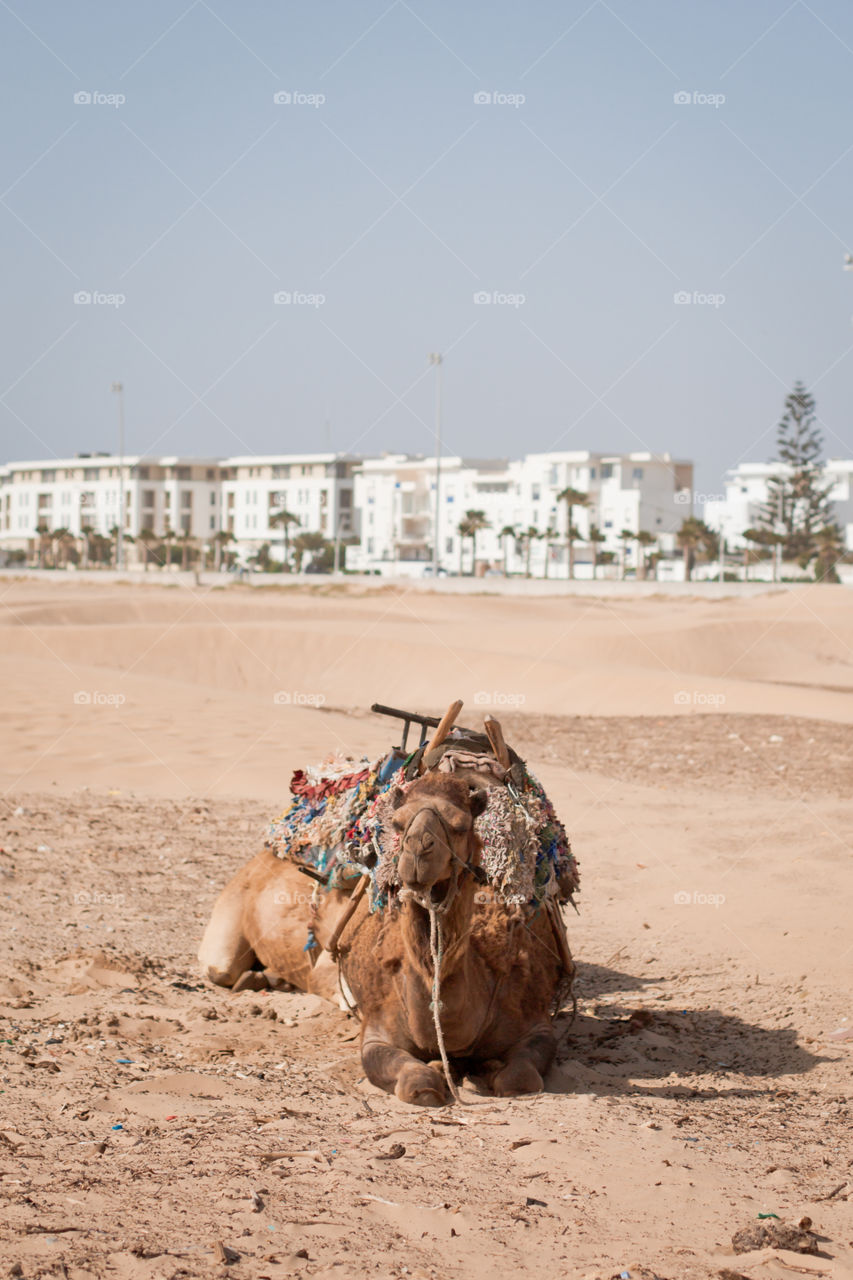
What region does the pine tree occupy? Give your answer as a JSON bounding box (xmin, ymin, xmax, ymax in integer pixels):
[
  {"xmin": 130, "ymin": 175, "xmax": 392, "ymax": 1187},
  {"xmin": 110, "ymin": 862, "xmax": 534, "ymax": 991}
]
[{"xmin": 761, "ymin": 381, "xmax": 832, "ymax": 560}]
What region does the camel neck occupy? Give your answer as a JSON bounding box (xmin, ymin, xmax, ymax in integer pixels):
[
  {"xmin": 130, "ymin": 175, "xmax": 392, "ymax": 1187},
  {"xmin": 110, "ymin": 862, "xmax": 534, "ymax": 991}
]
[{"xmin": 400, "ymin": 878, "xmax": 475, "ymax": 983}]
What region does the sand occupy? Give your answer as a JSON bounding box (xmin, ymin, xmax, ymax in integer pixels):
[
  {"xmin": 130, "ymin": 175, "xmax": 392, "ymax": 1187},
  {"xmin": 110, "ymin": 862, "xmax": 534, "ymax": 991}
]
[{"xmin": 1, "ymin": 576, "xmax": 851, "ymax": 1280}]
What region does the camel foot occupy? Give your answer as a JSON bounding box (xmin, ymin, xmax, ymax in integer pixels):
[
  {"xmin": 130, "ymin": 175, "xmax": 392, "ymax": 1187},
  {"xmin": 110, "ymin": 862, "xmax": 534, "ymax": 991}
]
[
  {"xmin": 232, "ymin": 969, "xmax": 270, "ymax": 993},
  {"xmin": 394, "ymin": 1060, "xmax": 449, "ymax": 1107},
  {"xmin": 490, "ymin": 1059, "xmax": 544, "ymax": 1097}
]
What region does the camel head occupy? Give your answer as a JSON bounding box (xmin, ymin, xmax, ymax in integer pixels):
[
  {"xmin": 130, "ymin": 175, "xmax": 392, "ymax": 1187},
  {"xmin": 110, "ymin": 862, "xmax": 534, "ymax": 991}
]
[{"xmin": 390, "ymin": 773, "xmax": 487, "ymax": 899}]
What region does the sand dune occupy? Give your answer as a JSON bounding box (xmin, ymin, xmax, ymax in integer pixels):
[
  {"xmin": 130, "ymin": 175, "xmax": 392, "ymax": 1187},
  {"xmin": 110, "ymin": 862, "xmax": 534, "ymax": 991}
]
[{"xmin": 2, "ymin": 577, "xmax": 852, "ymax": 1279}]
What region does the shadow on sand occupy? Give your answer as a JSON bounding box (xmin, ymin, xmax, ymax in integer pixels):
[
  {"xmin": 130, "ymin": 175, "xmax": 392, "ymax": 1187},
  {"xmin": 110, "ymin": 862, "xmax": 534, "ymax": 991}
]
[{"xmin": 545, "ymin": 959, "xmax": 829, "ymax": 1100}]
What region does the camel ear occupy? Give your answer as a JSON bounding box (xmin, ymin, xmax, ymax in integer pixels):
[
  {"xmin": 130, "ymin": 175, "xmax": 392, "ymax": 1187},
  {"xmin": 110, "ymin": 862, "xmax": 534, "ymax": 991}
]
[
  {"xmin": 468, "ymin": 787, "xmax": 488, "ymax": 819},
  {"xmin": 390, "ymin": 786, "xmax": 407, "ymax": 811}
]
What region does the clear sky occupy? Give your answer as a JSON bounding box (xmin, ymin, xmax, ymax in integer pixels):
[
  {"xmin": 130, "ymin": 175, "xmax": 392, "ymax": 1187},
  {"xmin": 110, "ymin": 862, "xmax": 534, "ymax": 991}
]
[{"xmin": 1, "ymin": 0, "xmax": 852, "ymax": 498}]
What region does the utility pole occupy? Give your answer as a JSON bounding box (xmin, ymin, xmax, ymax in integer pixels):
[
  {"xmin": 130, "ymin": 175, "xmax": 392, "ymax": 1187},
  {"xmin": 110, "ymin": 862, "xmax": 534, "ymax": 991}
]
[
  {"xmin": 111, "ymin": 382, "xmax": 124, "ymax": 571},
  {"xmin": 429, "ymin": 353, "xmax": 442, "ymax": 575}
]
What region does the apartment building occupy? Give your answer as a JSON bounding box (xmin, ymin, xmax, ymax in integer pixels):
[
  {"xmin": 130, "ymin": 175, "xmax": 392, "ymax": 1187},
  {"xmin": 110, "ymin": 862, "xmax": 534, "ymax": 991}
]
[
  {"xmin": 703, "ymin": 460, "xmax": 853, "ymax": 550},
  {"xmin": 0, "ymin": 455, "xmax": 223, "ymax": 556},
  {"xmin": 348, "ymin": 450, "xmax": 694, "ymax": 576},
  {"xmin": 219, "ymin": 454, "xmax": 361, "ymax": 556}
]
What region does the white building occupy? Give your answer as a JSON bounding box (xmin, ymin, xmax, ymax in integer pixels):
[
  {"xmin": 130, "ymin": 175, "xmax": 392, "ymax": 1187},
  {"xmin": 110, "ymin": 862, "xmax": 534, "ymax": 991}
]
[
  {"xmin": 348, "ymin": 450, "xmax": 693, "ymax": 576},
  {"xmin": 704, "ymin": 460, "xmax": 853, "ymax": 550},
  {"xmin": 0, "ymin": 454, "xmax": 223, "ymax": 560},
  {"xmin": 220, "ymin": 453, "xmax": 360, "ymax": 560}
]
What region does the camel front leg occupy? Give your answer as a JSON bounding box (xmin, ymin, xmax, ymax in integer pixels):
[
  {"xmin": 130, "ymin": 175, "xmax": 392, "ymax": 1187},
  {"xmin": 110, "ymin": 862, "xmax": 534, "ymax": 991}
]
[
  {"xmin": 361, "ymin": 1026, "xmax": 449, "ymax": 1107},
  {"xmin": 487, "ymin": 1021, "xmax": 556, "ymax": 1096}
]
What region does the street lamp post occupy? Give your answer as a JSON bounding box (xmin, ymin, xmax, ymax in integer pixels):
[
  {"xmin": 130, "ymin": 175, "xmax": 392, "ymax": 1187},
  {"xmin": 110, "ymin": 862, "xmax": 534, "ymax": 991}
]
[
  {"xmin": 111, "ymin": 382, "xmax": 125, "ymax": 571},
  {"xmin": 429, "ymin": 353, "xmax": 442, "ymax": 576}
]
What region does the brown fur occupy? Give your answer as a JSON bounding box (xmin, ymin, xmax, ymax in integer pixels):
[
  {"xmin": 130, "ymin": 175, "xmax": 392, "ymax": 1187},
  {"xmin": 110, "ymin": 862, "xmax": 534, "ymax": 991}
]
[{"xmin": 198, "ymin": 774, "xmax": 573, "ymax": 1105}]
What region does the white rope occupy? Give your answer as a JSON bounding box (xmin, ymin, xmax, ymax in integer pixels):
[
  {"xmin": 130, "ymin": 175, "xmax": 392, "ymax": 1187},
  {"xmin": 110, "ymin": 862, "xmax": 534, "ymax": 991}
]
[{"xmin": 427, "ymin": 905, "xmax": 465, "ymax": 1106}]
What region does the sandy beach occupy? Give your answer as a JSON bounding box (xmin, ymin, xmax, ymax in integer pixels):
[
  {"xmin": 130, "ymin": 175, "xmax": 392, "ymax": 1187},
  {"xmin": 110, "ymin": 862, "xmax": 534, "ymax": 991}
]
[{"xmin": 1, "ymin": 577, "xmax": 851, "ymax": 1280}]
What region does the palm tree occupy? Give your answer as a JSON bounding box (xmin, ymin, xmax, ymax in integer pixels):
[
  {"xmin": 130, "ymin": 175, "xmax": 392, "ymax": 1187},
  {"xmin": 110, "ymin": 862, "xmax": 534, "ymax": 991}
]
[
  {"xmin": 499, "ymin": 525, "xmax": 517, "ymax": 577},
  {"xmin": 618, "ymin": 528, "xmax": 634, "ymax": 579},
  {"xmin": 161, "ymin": 525, "xmax": 176, "ymax": 569},
  {"xmin": 587, "ymin": 524, "xmax": 607, "ymax": 579},
  {"xmin": 177, "ymin": 531, "xmax": 195, "ymax": 571},
  {"xmin": 635, "ymin": 530, "xmax": 656, "ymax": 581},
  {"xmin": 137, "ymin": 527, "xmax": 158, "ymax": 572},
  {"xmin": 292, "ymin": 530, "xmax": 328, "ymax": 572},
  {"xmin": 462, "ymin": 509, "xmax": 489, "ymax": 575},
  {"xmin": 79, "ymin": 524, "xmax": 95, "ymax": 570},
  {"xmin": 213, "ymin": 529, "xmax": 236, "ymax": 571},
  {"xmin": 35, "ymin": 522, "xmax": 50, "ymax": 569},
  {"xmin": 542, "ymin": 526, "xmax": 558, "ymax": 579},
  {"xmin": 520, "ymin": 526, "xmax": 541, "ymax": 579},
  {"xmin": 677, "ymin": 517, "xmax": 717, "ymax": 581},
  {"xmin": 270, "ymin": 508, "xmax": 299, "ymax": 571},
  {"xmin": 50, "ymin": 527, "xmax": 72, "ymax": 569},
  {"xmin": 557, "ymin": 486, "xmax": 588, "ymax": 579}
]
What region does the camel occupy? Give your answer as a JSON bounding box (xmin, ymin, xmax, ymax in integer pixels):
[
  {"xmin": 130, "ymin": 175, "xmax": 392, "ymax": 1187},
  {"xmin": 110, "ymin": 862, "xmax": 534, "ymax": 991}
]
[{"xmin": 198, "ymin": 770, "xmax": 573, "ymax": 1105}]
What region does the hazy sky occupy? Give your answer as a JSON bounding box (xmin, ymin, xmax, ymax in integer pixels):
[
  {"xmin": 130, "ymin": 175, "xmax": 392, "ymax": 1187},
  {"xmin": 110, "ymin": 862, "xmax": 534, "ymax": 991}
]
[{"xmin": 2, "ymin": 0, "xmax": 852, "ymax": 497}]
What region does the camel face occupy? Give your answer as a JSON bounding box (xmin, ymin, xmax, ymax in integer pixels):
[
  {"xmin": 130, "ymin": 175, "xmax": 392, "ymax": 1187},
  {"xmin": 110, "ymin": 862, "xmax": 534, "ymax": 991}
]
[{"xmin": 390, "ymin": 775, "xmax": 487, "ymax": 894}]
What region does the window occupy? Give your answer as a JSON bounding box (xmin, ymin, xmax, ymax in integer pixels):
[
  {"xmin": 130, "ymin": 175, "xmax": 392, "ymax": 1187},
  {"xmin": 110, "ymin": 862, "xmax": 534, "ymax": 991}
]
[
  {"xmin": 340, "ymin": 490, "xmax": 352, "ymax": 508},
  {"xmin": 176, "ymin": 466, "xmax": 190, "ymax": 481},
  {"xmin": 210, "ymin": 492, "xmax": 216, "ymax": 505},
  {"xmin": 532, "ymin": 485, "xmax": 541, "ymax": 501},
  {"xmin": 137, "ymin": 466, "xmax": 150, "ymax": 480},
  {"xmin": 590, "ymin": 467, "xmax": 596, "ymax": 479},
  {"xmin": 181, "ymin": 491, "xmax": 192, "ymax": 509},
  {"xmin": 210, "ymin": 516, "xmax": 216, "ymax": 530},
  {"xmin": 164, "ymin": 492, "xmax": 171, "ymax": 508},
  {"xmin": 445, "ymin": 536, "xmax": 453, "ymax": 554},
  {"xmin": 601, "ymin": 464, "xmax": 613, "ymax": 479},
  {"xmin": 367, "ymin": 537, "xmax": 375, "ymax": 554},
  {"xmin": 41, "ymin": 470, "xmax": 56, "ymax": 483},
  {"xmin": 604, "ymin": 519, "xmax": 613, "ymax": 528},
  {"xmin": 206, "ymin": 468, "xmax": 215, "ymax": 480},
  {"xmin": 180, "ymin": 514, "xmax": 190, "ymax": 532},
  {"xmin": 143, "ymin": 490, "xmax": 155, "ymax": 507}
]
